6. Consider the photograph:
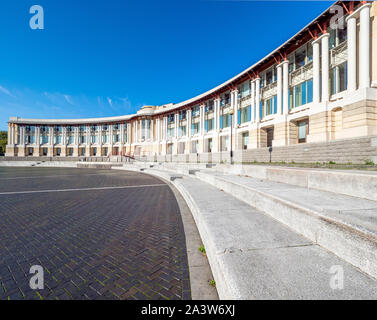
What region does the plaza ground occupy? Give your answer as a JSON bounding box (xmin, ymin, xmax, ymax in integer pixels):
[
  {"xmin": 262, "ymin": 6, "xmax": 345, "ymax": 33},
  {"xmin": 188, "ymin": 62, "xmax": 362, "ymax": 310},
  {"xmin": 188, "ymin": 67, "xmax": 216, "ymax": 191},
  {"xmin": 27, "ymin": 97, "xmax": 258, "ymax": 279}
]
[{"xmin": 0, "ymin": 167, "xmax": 190, "ymax": 300}]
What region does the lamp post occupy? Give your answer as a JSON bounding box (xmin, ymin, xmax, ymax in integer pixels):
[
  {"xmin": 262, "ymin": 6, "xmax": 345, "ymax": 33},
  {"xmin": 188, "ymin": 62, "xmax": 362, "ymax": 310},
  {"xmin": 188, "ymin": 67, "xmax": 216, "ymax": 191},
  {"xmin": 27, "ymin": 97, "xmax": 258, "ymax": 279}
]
[{"xmin": 229, "ymin": 109, "xmax": 234, "ymax": 165}]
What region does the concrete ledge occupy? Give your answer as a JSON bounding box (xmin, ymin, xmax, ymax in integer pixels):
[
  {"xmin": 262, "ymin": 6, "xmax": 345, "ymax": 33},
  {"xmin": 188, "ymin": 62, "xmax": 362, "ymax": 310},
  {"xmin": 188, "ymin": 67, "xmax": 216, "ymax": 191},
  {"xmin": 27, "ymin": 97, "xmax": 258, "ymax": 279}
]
[
  {"xmin": 194, "ymin": 170, "xmax": 377, "ymax": 281},
  {"xmin": 214, "ymin": 164, "xmax": 377, "ymax": 201}
]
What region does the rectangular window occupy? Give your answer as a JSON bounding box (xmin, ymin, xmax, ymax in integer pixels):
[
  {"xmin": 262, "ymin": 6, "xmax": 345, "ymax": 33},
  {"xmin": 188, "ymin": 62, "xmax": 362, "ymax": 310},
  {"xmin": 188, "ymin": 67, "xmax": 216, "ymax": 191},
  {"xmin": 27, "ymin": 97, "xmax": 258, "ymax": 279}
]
[
  {"xmin": 242, "ymin": 132, "xmax": 249, "ymax": 150},
  {"xmin": 113, "ymin": 134, "xmax": 119, "ymax": 143},
  {"xmin": 191, "ymin": 122, "xmax": 199, "ymax": 134},
  {"xmin": 295, "ymin": 85, "xmax": 302, "ymax": 108},
  {"xmin": 307, "ymin": 78, "xmax": 313, "ymax": 103},
  {"xmin": 298, "ymin": 120, "xmax": 309, "ymax": 143},
  {"xmin": 179, "ymin": 126, "xmax": 186, "ymax": 137}
]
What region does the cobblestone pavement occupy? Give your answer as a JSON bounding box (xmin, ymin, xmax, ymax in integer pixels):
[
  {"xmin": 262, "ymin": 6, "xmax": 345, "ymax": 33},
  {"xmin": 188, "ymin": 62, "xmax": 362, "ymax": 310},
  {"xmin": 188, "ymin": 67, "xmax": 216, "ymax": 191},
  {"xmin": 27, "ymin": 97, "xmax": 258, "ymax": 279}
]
[{"xmin": 0, "ymin": 167, "xmax": 191, "ymax": 300}]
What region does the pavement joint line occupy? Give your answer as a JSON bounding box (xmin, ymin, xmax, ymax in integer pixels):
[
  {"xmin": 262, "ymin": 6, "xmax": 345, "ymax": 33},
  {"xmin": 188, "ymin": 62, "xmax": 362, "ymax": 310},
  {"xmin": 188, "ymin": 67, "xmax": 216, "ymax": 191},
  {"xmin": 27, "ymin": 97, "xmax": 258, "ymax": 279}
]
[
  {"xmin": 0, "ymin": 184, "xmax": 167, "ymax": 196},
  {"xmin": 0, "ymin": 172, "xmax": 124, "ymax": 181},
  {"xmin": 218, "ymin": 243, "xmax": 316, "ymax": 255}
]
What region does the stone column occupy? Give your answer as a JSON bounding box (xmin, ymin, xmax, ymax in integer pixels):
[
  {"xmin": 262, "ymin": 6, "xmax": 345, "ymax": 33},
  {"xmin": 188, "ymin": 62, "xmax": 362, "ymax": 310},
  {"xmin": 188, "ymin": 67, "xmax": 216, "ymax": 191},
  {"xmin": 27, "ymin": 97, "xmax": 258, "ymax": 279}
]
[
  {"xmin": 187, "ymin": 110, "xmax": 192, "ymax": 137},
  {"xmin": 250, "ymin": 80, "xmax": 255, "ymax": 123},
  {"xmin": 345, "ymin": 14, "xmax": 357, "ymax": 92},
  {"xmin": 321, "ymin": 33, "xmax": 330, "ymax": 102},
  {"xmin": 276, "ymin": 63, "xmax": 283, "ymax": 115},
  {"xmin": 175, "ymin": 114, "xmax": 179, "ymax": 139},
  {"xmin": 255, "ymin": 78, "xmax": 261, "ymax": 122},
  {"xmin": 359, "ymin": 3, "xmax": 371, "ymax": 89},
  {"xmin": 199, "ymin": 104, "xmax": 205, "ymax": 135},
  {"xmin": 233, "ymin": 89, "xmax": 239, "ymax": 126},
  {"xmin": 312, "ymin": 39, "xmax": 321, "ymax": 103},
  {"xmin": 282, "ymin": 60, "xmax": 289, "ymax": 114}
]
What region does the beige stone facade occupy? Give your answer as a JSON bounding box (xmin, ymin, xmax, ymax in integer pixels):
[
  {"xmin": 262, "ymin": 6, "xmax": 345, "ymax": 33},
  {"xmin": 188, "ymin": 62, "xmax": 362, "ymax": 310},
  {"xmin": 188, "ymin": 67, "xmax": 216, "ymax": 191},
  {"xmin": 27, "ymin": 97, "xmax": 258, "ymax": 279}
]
[{"xmin": 5, "ymin": 2, "xmax": 377, "ymax": 164}]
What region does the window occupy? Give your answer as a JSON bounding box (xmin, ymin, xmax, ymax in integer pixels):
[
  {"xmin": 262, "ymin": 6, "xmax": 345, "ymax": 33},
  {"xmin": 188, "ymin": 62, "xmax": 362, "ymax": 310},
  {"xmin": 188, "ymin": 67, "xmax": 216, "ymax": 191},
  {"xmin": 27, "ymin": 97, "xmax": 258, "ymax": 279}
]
[
  {"xmin": 242, "ymin": 132, "xmax": 249, "ymax": 150},
  {"xmin": 330, "ymin": 62, "xmax": 347, "ymax": 96},
  {"xmin": 41, "ymin": 135, "xmax": 49, "ymax": 144},
  {"xmin": 192, "ymin": 106, "xmax": 200, "ymax": 117},
  {"xmin": 113, "ymin": 134, "xmax": 120, "ymax": 143},
  {"xmin": 179, "ymin": 110, "xmax": 187, "ymax": 120},
  {"xmin": 68, "ymin": 136, "xmax": 74, "ymax": 144},
  {"xmin": 167, "ymin": 127, "xmax": 175, "ymax": 138},
  {"xmin": 167, "ymin": 114, "xmax": 175, "ymax": 123},
  {"xmin": 221, "ymin": 94, "xmax": 230, "ymax": 107},
  {"xmin": 91, "ymin": 135, "xmax": 97, "ymax": 144},
  {"xmin": 68, "ymin": 148, "xmax": 73, "ymax": 156},
  {"xmin": 298, "ymin": 120, "xmax": 309, "ymax": 143},
  {"xmin": 295, "ymin": 46, "xmax": 306, "ymax": 69},
  {"xmin": 91, "ymin": 125, "xmax": 98, "ymax": 132},
  {"xmin": 207, "ymin": 138, "xmax": 213, "ymax": 153},
  {"xmin": 102, "ymin": 135, "xmax": 108, "ymax": 143},
  {"xmin": 240, "ymin": 81, "xmax": 250, "ymax": 98},
  {"xmin": 79, "ymin": 136, "xmax": 85, "ymax": 144},
  {"xmin": 179, "ymin": 126, "xmax": 186, "ymax": 137},
  {"xmin": 266, "ymin": 69, "xmax": 273, "ymax": 85},
  {"xmin": 113, "ymin": 124, "xmax": 119, "ymax": 130},
  {"xmin": 204, "ymin": 119, "xmax": 214, "ymax": 132},
  {"xmin": 191, "ymin": 122, "xmax": 199, "ymax": 135},
  {"xmin": 102, "ymin": 124, "xmax": 108, "ymax": 131},
  {"xmin": 239, "ymin": 106, "xmax": 251, "ymax": 124},
  {"xmin": 55, "ymin": 136, "xmax": 62, "ymax": 144},
  {"xmin": 220, "ymin": 113, "xmax": 232, "ymax": 128},
  {"xmin": 267, "ymin": 128, "xmax": 274, "ymax": 147},
  {"xmin": 290, "ymin": 78, "xmax": 313, "ymax": 108}
]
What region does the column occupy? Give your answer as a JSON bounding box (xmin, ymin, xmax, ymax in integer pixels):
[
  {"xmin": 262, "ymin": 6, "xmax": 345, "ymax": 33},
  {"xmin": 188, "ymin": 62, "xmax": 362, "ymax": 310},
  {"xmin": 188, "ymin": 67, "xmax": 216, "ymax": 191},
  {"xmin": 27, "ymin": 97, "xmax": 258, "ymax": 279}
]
[
  {"xmin": 277, "ymin": 63, "xmax": 282, "ymax": 115},
  {"xmin": 199, "ymin": 104, "xmax": 204, "ymax": 134},
  {"xmin": 9, "ymin": 124, "xmax": 13, "ymax": 145},
  {"xmin": 20, "ymin": 126, "xmax": 25, "ymax": 145},
  {"xmin": 36, "ymin": 126, "xmax": 40, "ymax": 146},
  {"xmin": 233, "ymin": 89, "xmax": 239, "ymax": 126},
  {"xmin": 109, "ymin": 125, "xmax": 113, "ymax": 155},
  {"xmin": 49, "ymin": 126, "xmax": 53, "ymax": 145},
  {"xmin": 175, "ymin": 114, "xmax": 178, "ymax": 138},
  {"xmin": 312, "ymin": 39, "xmax": 320, "ymax": 103},
  {"xmin": 321, "ymin": 33, "xmax": 330, "ymax": 102},
  {"xmin": 255, "ymin": 78, "xmax": 261, "ymax": 122},
  {"xmin": 282, "ymin": 60, "xmax": 289, "ymax": 114},
  {"xmin": 127, "ymin": 123, "xmax": 131, "ymax": 144},
  {"xmin": 187, "ymin": 110, "xmax": 192, "ymax": 137},
  {"xmin": 250, "ymin": 80, "xmax": 255, "ymax": 123},
  {"xmin": 359, "ymin": 3, "xmax": 371, "ymax": 89},
  {"xmin": 75, "ymin": 126, "xmax": 79, "ymax": 146},
  {"xmin": 163, "ymin": 116, "xmax": 168, "ymax": 140}
]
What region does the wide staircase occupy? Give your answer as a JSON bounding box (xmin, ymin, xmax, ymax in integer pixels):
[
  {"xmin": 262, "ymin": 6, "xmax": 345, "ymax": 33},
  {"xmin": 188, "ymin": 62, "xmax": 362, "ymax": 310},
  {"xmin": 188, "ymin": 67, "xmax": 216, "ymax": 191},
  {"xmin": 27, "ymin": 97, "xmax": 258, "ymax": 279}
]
[{"xmin": 120, "ymin": 162, "xmax": 377, "ymax": 299}]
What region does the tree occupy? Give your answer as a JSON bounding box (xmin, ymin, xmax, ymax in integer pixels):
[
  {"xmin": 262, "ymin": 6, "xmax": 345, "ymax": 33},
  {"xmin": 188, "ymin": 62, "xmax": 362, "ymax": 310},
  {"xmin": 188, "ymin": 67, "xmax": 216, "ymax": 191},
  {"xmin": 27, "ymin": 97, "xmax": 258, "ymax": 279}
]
[{"xmin": 0, "ymin": 131, "xmax": 7, "ymax": 155}]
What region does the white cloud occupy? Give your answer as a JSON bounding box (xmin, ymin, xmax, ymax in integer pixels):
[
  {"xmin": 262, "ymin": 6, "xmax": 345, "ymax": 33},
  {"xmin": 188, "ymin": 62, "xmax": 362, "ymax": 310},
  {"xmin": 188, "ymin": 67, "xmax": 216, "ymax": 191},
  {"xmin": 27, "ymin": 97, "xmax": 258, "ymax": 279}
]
[
  {"xmin": 64, "ymin": 94, "xmax": 74, "ymax": 105},
  {"xmin": 107, "ymin": 97, "xmax": 113, "ymax": 107},
  {"xmin": 0, "ymin": 85, "xmax": 15, "ymax": 98}
]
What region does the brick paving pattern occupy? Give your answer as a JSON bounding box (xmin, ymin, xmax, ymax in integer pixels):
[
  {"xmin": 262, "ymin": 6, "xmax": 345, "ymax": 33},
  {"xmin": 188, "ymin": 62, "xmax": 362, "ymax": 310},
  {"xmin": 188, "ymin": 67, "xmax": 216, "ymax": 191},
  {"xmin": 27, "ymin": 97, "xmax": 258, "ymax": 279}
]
[{"xmin": 0, "ymin": 167, "xmax": 191, "ymax": 300}]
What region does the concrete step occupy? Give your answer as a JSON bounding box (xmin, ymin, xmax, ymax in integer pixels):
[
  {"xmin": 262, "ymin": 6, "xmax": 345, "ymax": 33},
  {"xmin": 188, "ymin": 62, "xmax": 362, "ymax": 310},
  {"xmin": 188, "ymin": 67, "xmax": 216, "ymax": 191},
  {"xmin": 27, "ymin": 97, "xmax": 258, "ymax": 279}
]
[
  {"xmin": 194, "ymin": 170, "xmax": 377, "ymax": 280},
  {"xmin": 132, "ymin": 168, "xmax": 377, "ymax": 299},
  {"xmin": 212, "ymin": 164, "xmax": 377, "ymax": 201}
]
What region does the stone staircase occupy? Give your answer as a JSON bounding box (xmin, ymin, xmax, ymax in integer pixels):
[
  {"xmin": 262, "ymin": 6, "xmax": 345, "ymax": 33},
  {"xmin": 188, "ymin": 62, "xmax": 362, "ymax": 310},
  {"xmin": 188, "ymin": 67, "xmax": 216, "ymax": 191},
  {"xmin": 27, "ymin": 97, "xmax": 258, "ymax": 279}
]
[{"xmin": 119, "ymin": 162, "xmax": 377, "ymax": 299}]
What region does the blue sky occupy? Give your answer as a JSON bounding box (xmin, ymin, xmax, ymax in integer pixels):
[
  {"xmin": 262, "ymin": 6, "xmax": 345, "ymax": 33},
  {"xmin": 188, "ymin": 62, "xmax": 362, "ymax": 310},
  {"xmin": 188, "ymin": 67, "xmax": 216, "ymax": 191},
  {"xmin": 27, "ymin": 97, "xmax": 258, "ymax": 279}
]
[{"xmin": 0, "ymin": 0, "xmax": 332, "ymax": 130}]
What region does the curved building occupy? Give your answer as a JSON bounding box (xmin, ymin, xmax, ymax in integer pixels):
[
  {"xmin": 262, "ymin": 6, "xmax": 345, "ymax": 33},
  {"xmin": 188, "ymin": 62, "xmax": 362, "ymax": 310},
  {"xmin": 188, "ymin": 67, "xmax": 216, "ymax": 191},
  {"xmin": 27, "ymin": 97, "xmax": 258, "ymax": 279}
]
[{"xmin": 6, "ymin": 1, "xmax": 377, "ymax": 163}]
